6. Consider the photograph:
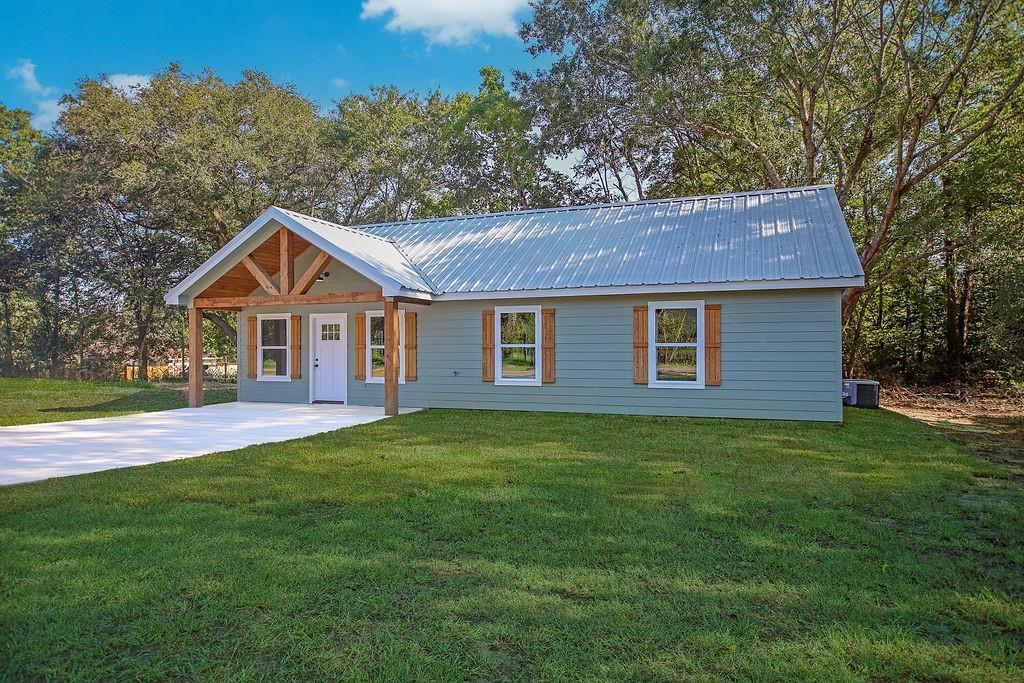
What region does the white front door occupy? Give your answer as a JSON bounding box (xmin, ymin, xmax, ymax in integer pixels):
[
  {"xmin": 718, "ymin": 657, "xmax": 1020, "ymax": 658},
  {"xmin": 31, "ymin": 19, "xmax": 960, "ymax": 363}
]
[{"xmin": 312, "ymin": 315, "xmax": 347, "ymax": 403}]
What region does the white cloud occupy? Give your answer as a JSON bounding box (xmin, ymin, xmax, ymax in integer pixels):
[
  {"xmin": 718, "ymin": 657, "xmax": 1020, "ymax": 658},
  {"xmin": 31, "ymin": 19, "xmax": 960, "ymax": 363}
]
[
  {"xmin": 331, "ymin": 77, "xmax": 350, "ymax": 89},
  {"xmin": 6, "ymin": 58, "xmax": 53, "ymax": 96},
  {"xmin": 105, "ymin": 73, "xmax": 152, "ymax": 93},
  {"xmin": 32, "ymin": 98, "xmax": 67, "ymax": 129},
  {"xmin": 360, "ymin": 0, "xmax": 529, "ymax": 44},
  {"xmin": 5, "ymin": 58, "xmax": 65, "ymax": 129}
]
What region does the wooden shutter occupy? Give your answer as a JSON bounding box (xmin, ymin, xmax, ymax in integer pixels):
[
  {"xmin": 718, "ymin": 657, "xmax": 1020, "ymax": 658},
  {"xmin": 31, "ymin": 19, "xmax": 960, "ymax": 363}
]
[
  {"xmin": 246, "ymin": 316, "xmax": 257, "ymax": 379},
  {"xmin": 705, "ymin": 304, "xmax": 721, "ymax": 386},
  {"xmin": 354, "ymin": 312, "xmax": 366, "ymax": 380},
  {"xmin": 542, "ymin": 308, "xmax": 555, "ymax": 383},
  {"xmin": 290, "ymin": 314, "xmax": 301, "ymax": 379},
  {"xmin": 404, "ymin": 312, "xmax": 417, "ymax": 381},
  {"xmin": 632, "ymin": 305, "xmax": 648, "ymax": 384},
  {"xmin": 481, "ymin": 309, "xmax": 495, "ymax": 382}
]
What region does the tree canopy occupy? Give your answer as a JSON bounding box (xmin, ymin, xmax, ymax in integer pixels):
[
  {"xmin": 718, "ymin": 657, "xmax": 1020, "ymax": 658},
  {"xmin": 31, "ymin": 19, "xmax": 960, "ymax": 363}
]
[{"xmin": 1, "ymin": 0, "xmax": 1022, "ymax": 385}]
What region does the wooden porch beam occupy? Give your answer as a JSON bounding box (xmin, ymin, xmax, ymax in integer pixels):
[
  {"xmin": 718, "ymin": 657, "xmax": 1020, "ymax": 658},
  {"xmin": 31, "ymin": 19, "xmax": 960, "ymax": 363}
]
[
  {"xmin": 384, "ymin": 297, "xmax": 400, "ymax": 416},
  {"xmin": 194, "ymin": 290, "xmax": 383, "ymax": 310},
  {"xmin": 241, "ymin": 256, "xmax": 280, "ymax": 296},
  {"xmin": 188, "ymin": 306, "xmax": 204, "ymax": 408},
  {"xmin": 279, "ymin": 228, "xmax": 294, "ymax": 295},
  {"xmin": 392, "ymin": 295, "xmax": 431, "ymax": 306},
  {"xmin": 291, "ymin": 250, "xmax": 333, "ymax": 295}
]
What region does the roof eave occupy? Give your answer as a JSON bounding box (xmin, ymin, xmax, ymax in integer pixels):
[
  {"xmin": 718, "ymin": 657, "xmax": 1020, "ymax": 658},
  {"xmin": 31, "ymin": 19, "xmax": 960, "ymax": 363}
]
[{"xmin": 430, "ymin": 276, "xmax": 865, "ymax": 301}]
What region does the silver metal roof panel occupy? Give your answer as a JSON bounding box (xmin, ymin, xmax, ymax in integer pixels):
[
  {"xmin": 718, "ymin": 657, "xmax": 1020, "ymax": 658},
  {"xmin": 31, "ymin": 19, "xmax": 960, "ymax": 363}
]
[{"xmin": 353, "ymin": 185, "xmax": 863, "ymax": 294}]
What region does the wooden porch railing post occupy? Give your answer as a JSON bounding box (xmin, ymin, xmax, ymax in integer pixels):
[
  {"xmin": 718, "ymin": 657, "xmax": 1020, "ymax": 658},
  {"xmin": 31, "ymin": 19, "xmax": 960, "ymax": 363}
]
[
  {"xmin": 384, "ymin": 298, "xmax": 399, "ymax": 416},
  {"xmin": 188, "ymin": 306, "xmax": 204, "ymax": 408}
]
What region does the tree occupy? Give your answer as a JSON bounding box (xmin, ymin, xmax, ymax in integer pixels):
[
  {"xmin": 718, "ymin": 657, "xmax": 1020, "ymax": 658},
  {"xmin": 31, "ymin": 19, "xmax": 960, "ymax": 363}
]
[
  {"xmin": 324, "ymin": 85, "xmax": 449, "ymax": 224},
  {"xmin": 444, "ymin": 67, "xmax": 569, "ymax": 212},
  {"xmin": 520, "ymin": 0, "xmax": 1024, "ymax": 324},
  {"xmin": 0, "ymin": 105, "xmax": 43, "ymax": 375}
]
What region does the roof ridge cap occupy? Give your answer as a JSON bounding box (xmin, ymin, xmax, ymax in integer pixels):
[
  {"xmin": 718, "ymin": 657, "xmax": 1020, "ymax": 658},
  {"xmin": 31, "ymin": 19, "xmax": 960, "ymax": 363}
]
[
  {"xmin": 273, "ymin": 206, "xmax": 400, "ymax": 245},
  {"xmin": 354, "ymin": 185, "xmax": 837, "ymax": 230}
]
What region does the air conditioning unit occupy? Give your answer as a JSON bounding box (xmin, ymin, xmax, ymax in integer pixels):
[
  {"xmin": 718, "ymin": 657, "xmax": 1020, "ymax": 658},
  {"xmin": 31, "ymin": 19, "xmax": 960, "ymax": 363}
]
[{"xmin": 843, "ymin": 379, "xmax": 880, "ymax": 409}]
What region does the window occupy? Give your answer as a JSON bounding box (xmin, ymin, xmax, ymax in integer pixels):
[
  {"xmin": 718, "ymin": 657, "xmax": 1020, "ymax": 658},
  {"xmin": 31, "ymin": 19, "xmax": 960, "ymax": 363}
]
[
  {"xmin": 495, "ymin": 305, "xmax": 541, "ymax": 386},
  {"xmin": 648, "ymin": 301, "xmax": 704, "ymax": 388},
  {"xmin": 257, "ymin": 314, "xmax": 290, "ymax": 382},
  {"xmin": 366, "ymin": 309, "xmax": 405, "ymax": 384},
  {"xmin": 321, "ymin": 323, "xmax": 341, "ymax": 341}
]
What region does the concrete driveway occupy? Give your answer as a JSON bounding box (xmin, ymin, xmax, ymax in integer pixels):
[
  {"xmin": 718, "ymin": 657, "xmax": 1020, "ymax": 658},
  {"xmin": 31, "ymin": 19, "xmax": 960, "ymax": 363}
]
[{"xmin": 0, "ymin": 402, "xmax": 416, "ymax": 485}]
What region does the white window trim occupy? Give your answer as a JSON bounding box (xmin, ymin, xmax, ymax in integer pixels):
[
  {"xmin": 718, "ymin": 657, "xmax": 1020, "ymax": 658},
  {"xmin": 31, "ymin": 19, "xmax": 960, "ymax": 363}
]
[
  {"xmin": 648, "ymin": 300, "xmax": 705, "ymax": 389},
  {"xmin": 494, "ymin": 305, "xmax": 542, "ymax": 386},
  {"xmin": 256, "ymin": 313, "xmax": 291, "ymax": 382},
  {"xmin": 365, "ymin": 309, "xmax": 406, "ymax": 385}
]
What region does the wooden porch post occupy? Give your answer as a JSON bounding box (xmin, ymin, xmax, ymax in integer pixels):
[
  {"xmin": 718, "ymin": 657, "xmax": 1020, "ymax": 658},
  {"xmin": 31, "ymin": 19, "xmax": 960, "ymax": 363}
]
[
  {"xmin": 384, "ymin": 297, "xmax": 399, "ymax": 416},
  {"xmin": 279, "ymin": 228, "xmax": 294, "ymax": 294},
  {"xmin": 188, "ymin": 306, "xmax": 204, "ymax": 408}
]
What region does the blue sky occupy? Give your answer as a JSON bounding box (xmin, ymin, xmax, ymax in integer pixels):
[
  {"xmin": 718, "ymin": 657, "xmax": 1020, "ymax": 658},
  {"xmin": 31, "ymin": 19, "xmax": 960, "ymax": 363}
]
[{"xmin": 1, "ymin": 0, "xmax": 544, "ymax": 129}]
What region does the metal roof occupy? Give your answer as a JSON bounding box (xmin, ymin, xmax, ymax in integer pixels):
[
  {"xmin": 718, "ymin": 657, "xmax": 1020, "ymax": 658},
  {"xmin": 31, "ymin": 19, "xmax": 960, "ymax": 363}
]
[
  {"xmin": 354, "ymin": 185, "xmax": 863, "ymax": 295},
  {"xmin": 166, "ymin": 185, "xmax": 864, "ymax": 305}
]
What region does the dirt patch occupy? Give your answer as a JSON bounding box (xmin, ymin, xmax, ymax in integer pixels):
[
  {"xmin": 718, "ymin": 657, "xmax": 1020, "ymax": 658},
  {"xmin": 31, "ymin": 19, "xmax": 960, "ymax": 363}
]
[{"xmin": 884, "ymin": 386, "xmax": 1024, "ymax": 478}]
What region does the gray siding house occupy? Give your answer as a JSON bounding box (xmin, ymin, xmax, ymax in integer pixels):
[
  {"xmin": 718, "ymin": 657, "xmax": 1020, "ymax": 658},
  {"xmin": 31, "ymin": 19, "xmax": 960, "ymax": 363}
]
[{"xmin": 165, "ymin": 186, "xmax": 864, "ymax": 421}]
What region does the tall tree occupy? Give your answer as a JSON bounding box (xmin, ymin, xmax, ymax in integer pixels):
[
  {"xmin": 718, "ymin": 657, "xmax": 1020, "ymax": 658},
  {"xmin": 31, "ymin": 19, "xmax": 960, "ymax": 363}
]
[
  {"xmin": 521, "ymin": 0, "xmax": 1024, "ymax": 324},
  {"xmin": 444, "ymin": 67, "xmax": 569, "ymax": 212},
  {"xmin": 0, "ymin": 106, "xmax": 44, "ymax": 375}
]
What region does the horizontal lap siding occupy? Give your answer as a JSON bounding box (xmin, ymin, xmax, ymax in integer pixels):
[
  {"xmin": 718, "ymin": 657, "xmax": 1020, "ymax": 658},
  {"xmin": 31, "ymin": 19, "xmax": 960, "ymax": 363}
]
[
  {"xmin": 348, "ymin": 290, "xmax": 843, "ymax": 421},
  {"xmin": 238, "ymin": 289, "xmax": 843, "ymax": 421}
]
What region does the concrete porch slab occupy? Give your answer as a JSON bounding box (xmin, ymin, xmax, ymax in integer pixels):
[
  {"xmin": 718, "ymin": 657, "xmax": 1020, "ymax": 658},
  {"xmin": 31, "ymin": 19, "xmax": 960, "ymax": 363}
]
[{"xmin": 0, "ymin": 402, "xmax": 417, "ymax": 485}]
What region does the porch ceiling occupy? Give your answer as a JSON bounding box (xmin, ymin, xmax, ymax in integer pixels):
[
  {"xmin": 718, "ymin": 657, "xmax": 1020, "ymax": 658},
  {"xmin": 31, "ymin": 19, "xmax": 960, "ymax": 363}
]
[{"xmin": 199, "ymin": 230, "xmax": 313, "ymax": 299}]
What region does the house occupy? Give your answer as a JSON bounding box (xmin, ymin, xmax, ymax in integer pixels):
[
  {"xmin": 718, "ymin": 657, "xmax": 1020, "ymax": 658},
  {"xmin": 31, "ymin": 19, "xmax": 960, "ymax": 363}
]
[{"xmin": 165, "ymin": 185, "xmax": 864, "ymax": 421}]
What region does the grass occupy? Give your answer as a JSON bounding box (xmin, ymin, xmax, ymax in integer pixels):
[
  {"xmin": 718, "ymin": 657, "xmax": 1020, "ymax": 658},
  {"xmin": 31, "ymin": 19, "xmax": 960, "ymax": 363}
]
[
  {"xmin": 1, "ymin": 402, "xmax": 1022, "ymax": 680},
  {"xmin": 0, "ymin": 378, "xmax": 237, "ymax": 426}
]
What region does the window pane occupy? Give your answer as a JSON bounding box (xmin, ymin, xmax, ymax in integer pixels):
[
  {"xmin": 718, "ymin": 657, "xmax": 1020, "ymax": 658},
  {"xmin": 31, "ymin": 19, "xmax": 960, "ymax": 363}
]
[
  {"xmin": 369, "ymin": 316, "xmax": 384, "ymax": 346},
  {"xmin": 656, "ymin": 308, "xmax": 697, "ymax": 344},
  {"xmin": 262, "ymin": 348, "xmax": 287, "ymax": 376},
  {"xmin": 501, "ymin": 347, "xmax": 536, "ymax": 379},
  {"xmin": 656, "ymin": 347, "xmax": 697, "ymax": 382},
  {"xmin": 321, "ymin": 323, "xmax": 341, "ymax": 341},
  {"xmin": 500, "ymin": 312, "xmax": 535, "ymax": 344},
  {"xmin": 261, "ymin": 318, "xmax": 287, "ymax": 346},
  {"xmin": 371, "ymin": 349, "xmax": 385, "ymax": 378}
]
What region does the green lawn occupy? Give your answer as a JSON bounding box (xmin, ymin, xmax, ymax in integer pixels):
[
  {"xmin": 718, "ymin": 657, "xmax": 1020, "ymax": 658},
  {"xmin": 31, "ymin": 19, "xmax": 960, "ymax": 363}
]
[
  {"xmin": 1, "ymin": 403, "xmax": 1021, "ymax": 680},
  {"xmin": 0, "ymin": 378, "xmax": 236, "ymax": 426}
]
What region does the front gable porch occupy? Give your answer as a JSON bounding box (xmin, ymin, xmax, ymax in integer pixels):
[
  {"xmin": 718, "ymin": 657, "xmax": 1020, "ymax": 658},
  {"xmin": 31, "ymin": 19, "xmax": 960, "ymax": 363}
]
[{"xmin": 165, "ymin": 208, "xmax": 434, "ymax": 414}]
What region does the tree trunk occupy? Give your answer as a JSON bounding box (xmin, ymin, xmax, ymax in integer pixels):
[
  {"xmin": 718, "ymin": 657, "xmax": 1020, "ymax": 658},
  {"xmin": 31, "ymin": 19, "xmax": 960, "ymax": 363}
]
[
  {"xmin": 50, "ymin": 276, "xmax": 61, "ymax": 379},
  {"xmin": 137, "ymin": 328, "xmax": 150, "ymax": 382},
  {"xmin": 135, "ymin": 300, "xmax": 155, "ymax": 382},
  {"xmin": 844, "ymin": 295, "xmax": 869, "ymax": 377},
  {"xmin": 944, "ymin": 234, "xmax": 960, "ymax": 380},
  {"xmin": 958, "ymin": 267, "xmax": 973, "ymax": 374},
  {"xmin": 0, "ymin": 292, "xmax": 13, "ymax": 376},
  {"xmin": 203, "ymin": 310, "xmax": 237, "ymax": 345}
]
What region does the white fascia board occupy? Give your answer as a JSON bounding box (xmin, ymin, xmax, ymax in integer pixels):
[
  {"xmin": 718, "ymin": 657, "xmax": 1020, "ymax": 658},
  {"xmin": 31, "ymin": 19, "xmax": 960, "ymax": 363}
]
[
  {"xmin": 385, "ymin": 288, "xmax": 433, "ymax": 301},
  {"xmin": 430, "ymin": 277, "xmax": 864, "ymax": 301}
]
